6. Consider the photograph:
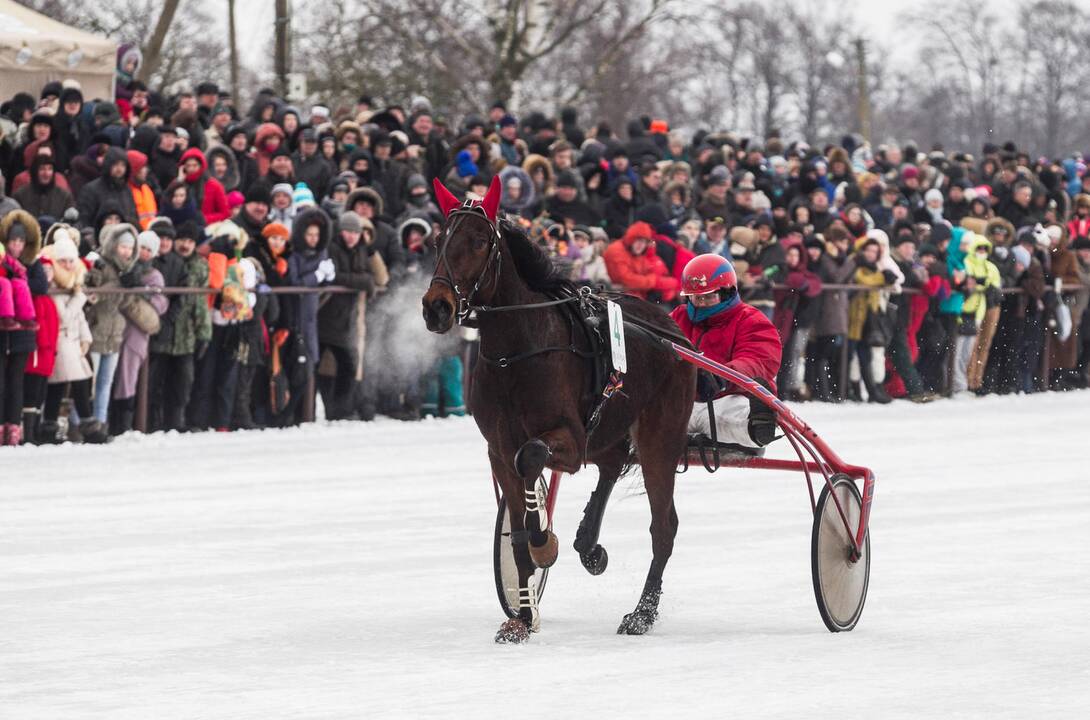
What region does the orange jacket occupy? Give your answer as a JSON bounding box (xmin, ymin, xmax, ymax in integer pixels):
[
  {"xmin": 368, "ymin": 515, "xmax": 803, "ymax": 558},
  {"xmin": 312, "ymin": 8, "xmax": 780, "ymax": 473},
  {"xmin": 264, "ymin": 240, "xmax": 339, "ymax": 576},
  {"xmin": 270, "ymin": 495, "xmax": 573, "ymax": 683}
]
[{"xmin": 129, "ymin": 182, "xmax": 157, "ymax": 230}]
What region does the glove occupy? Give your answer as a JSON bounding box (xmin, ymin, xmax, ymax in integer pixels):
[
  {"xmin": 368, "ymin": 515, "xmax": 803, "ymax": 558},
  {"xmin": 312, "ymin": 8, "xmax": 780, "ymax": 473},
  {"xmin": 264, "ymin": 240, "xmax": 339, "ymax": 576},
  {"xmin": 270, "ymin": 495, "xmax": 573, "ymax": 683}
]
[
  {"xmin": 696, "ymin": 369, "xmax": 726, "ymax": 402},
  {"xmin": 882, "ymin": 269, "xmax": 898, "ymax": 284},
  {"xmin": 316, "ymin": 258, "xmax": 335, "ymax": 282},
  {"xmin": 195, "ymin": 340, "xmax": 209, "ymax": 360}
]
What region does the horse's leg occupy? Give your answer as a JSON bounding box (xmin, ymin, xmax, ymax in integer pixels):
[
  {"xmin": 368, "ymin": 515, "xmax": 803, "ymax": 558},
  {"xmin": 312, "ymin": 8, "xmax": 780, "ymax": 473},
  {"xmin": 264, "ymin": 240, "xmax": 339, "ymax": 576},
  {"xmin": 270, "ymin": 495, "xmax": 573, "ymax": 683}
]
[
  {"xmin": 490, "ymin": 448, "xmax": 539, "ymax": 644},
  {"xmin": 514, "ymin": 427, "xmax": 580, "ymax": 569},
  {"xmin": 618, "ymin": 417, "xmax": 685, "ymax": 635},
  {"xmin": 574, "ymin": 445, "xmax": 627, "ymax": 575}
]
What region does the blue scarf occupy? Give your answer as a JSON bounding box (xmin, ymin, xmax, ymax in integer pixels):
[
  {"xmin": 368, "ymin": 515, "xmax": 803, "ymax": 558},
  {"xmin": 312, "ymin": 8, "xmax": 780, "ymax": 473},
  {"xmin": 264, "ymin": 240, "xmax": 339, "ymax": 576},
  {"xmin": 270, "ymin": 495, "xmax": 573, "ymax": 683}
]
[{"xmin": 686, "ymin": 293, "xmax": 741, "ymax": 323}]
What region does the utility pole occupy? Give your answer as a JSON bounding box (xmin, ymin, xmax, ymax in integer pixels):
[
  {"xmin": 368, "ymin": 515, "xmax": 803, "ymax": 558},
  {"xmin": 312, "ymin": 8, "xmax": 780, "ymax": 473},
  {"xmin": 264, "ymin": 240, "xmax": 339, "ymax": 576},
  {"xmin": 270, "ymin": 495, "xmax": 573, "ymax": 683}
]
[
  {"xmin": 228, "ymin": 0, "xmax": 240, "ymax": 104},
  {"xmin": 855, "ymin": 37, "xmax": 872, "ymax": 143},
  {"xmin": 275, "ymin": 0, "xmax": 291, "ymax": 97}
]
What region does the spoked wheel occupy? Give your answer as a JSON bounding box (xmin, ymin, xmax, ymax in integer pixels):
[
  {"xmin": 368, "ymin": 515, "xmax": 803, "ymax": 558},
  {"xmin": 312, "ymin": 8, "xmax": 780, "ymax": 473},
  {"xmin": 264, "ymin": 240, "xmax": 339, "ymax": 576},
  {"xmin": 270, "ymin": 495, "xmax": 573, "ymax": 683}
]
[
  {"xmin": 494, "ymin": 476, "xmax": 550, "ymax": 619},
  {"xmin": 811, "ymin": 474, "xmax": 870, "ymax": 632}
]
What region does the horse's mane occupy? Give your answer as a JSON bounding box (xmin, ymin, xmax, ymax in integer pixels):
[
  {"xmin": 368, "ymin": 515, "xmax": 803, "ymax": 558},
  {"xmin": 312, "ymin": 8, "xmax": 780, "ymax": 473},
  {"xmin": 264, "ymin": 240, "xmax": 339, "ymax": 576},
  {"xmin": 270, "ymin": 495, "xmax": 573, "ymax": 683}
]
[{"xmin": 500, "ymin": 219, "xmax": 574, "ymax": 294}]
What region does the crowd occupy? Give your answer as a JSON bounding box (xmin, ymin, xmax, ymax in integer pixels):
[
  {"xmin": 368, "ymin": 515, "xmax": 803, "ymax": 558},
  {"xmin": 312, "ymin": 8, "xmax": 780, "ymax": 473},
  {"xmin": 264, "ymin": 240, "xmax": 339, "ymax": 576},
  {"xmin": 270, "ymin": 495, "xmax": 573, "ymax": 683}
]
[{"xmin": 0, "ymin": 45, "xmax": 1088, "ymax": 446}]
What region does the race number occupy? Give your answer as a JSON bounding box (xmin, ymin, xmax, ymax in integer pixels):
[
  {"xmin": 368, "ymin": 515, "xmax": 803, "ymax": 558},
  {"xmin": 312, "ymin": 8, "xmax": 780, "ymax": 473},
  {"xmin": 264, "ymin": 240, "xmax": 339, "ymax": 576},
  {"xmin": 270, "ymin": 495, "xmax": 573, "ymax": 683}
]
[{"xmin": 606, "ymin": 300, "xmax": 627, "ymax": 373}]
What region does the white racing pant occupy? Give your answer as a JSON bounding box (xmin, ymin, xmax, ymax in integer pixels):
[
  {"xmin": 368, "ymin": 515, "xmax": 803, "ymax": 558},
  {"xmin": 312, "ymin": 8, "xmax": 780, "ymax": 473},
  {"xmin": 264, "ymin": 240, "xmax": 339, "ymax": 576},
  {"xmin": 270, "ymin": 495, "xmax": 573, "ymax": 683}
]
[{"xmin": 687, "ymin": 395, "xmax": 758, "ymax": 448}]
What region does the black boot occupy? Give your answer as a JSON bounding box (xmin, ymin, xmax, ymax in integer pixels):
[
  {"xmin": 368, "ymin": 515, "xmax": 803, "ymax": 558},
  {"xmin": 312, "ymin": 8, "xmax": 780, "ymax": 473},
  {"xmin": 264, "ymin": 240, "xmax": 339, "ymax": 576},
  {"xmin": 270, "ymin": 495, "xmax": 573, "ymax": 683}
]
[
  {"xmin": 847, "ymin": 381, "xmax": 863, "ymax": 402},
  {"xmin": 37, "ymin": 420, "xmax": 63, "ymax": 445},
  {"xmin": 22, "ymin": 411, "xmax": 41, "ymax": 446},
  {"xmin": 860, "ymin": 361, "xmax": 892, "ymax": 404},
  {"xmin": 79, "ymin": 419, "xmax": 109, "ymax": 444},
  {"xmin": 747, "ymin": 378, "xmax": 779, "ymax": 447}
]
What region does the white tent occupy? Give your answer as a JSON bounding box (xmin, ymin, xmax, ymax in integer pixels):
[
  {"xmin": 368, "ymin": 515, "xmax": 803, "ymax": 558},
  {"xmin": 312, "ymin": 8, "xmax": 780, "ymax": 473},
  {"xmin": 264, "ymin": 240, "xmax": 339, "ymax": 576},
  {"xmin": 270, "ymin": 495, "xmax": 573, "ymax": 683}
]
[{"xmin": 0, "ymin": 0, "xmax": 116, "ymax": 102}]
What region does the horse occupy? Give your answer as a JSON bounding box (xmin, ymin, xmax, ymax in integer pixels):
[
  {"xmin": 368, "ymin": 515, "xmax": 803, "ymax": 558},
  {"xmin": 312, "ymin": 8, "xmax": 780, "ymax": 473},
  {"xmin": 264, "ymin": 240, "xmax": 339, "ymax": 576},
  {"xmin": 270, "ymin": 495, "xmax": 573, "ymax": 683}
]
[{"xmin": 421, "ymin": 176, "xmax": 696, "ymax": 643}]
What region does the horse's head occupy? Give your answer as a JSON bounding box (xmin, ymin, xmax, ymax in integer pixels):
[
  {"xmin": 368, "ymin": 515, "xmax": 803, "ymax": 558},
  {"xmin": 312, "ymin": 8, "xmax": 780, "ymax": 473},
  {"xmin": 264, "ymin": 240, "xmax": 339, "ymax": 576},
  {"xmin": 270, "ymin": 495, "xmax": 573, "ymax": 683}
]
[{"xmin": 422, "ymin": 175, "xmax": 503, "ymax": 333}]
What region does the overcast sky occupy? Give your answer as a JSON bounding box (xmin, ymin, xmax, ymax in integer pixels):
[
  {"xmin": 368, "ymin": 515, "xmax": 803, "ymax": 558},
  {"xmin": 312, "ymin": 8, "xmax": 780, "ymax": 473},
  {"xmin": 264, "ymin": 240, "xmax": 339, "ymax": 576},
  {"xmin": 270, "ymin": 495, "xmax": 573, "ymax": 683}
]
[{"xmin": 217, "ymin": 0, "xmax": 1021, "ymax": 75}]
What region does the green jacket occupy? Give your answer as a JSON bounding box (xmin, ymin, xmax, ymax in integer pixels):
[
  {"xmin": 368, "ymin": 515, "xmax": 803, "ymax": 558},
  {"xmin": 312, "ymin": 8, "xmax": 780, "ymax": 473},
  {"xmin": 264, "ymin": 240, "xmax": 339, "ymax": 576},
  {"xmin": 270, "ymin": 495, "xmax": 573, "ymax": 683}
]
[
  {"xmin": 962, "ymin": 235, "xmax": 1001, "ymax": 324},
  {"xmin": 150, "ymin": 253, "xmax": 212, "ymax": 355}
]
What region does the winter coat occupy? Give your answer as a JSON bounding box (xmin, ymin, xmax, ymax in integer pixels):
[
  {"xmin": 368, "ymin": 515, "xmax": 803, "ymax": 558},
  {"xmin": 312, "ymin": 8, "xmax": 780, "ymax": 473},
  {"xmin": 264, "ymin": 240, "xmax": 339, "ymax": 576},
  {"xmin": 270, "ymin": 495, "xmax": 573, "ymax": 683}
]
[
  {"xmin": 670, "ymin": 300, "xmax": 783, "ymax": 395},
  {"xmin": 41, "ymin": 247, "xmax": 92, "ymax": 383},
  {"xmin": 814, "ymin": 251, "xmax": 856, "ymax": 337},
  {"xmin": 181, "ymin": 148, "xmax": 231, "ymax": 223},
  {"xmin": 77, "ymin": 147, "xmax": 138, "ymax": 228},
  {"xmin": 287, "ymin": 208, "xmax": 331, "ymax": 363},
  {"xmin": 1047, "ymin": 242, "xmax": 1082, "ymax": 369},
  {"xmin": 773, "ymin": 256, "xmax": 823, "ymax": 339},
  {"xmin": 25, "ymin": 290, "xmax": 59, "ymax": 377},
  {"xmin": 12, "ymin": 155, "xmax": 75, "ymax": 219},
  {"xmin": 345, "ymin": 188, "xmax": 407, "ymax": 282},
  {"xmin": 0, "ymin": 212, "xmax": 45, "ymax": 356},
  {"xmin": 318, "ymin": 233, "xmax": 374, "ymax": 349},
  {"xmin": 962, "ymin": 236, "xmax": 1001, "ymax": 325},
  {"xmin": 114, "ymin": 266, "xmax": 167, "ymax": 399},
  {"xmin": 293, "ymin": 150, "xmax": 333, "ymax": 200},
  {"xmin": 150, "ymin": 252, "xmax": 211, "ymax": 356},
  {"xmin": 602, "ymin": 224, "xmax": 678, "ymax": 301},
  {"xmin": 86, "ymin": 223, "xmax": 139, "ymax": 354}
]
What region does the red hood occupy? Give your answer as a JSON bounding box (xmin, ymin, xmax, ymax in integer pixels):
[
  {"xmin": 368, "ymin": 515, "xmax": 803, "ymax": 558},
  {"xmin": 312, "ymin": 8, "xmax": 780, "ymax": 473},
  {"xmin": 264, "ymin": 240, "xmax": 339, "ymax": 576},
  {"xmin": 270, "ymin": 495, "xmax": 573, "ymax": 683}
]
[
  {"xmin": 126, "ymin": 149, "xmax": 148, "ymax": 175},
  {"xmin": 180, "ymin": 147, "xmax": 208, "ymax": 181}
]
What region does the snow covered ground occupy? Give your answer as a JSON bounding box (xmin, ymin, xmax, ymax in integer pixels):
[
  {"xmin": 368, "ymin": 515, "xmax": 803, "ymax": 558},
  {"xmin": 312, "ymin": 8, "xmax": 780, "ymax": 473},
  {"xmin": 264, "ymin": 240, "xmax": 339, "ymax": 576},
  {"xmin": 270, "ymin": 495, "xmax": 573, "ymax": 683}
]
[{"xmin": 3, "ymin": 392, "xmax": 1089, "ymax": 719}]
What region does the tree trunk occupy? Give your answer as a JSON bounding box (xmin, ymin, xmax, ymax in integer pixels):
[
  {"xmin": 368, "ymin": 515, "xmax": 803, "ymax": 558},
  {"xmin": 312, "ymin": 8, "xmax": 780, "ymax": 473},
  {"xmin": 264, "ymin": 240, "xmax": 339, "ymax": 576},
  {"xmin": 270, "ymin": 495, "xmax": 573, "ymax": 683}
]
[
  {"xmin": 137, "ymin": 0, "xmax": 181, "ymax": 83},
  {"xmin": 228, "ymin": 0, "xmax": 240, "ymax": 104},
  {"xmin": 275, "ymin": 0, "xmax": 291, "ymax": 97}
]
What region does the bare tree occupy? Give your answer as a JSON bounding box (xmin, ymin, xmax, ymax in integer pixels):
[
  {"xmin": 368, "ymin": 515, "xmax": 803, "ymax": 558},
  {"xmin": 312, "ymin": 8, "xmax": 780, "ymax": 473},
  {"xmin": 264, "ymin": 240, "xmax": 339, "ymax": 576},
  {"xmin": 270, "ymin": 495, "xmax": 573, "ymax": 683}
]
[{"xmin": 136, "ymin": 0, "xmax": 180, "ymax": 83}]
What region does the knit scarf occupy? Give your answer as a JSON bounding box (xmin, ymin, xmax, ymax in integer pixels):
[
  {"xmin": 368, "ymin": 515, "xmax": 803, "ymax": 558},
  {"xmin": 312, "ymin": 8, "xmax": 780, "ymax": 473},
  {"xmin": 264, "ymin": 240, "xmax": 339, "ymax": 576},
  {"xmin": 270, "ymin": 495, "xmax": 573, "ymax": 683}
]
[{"xmin": 686, "ymin": 292, "xmax": 741, "ymax": 323}]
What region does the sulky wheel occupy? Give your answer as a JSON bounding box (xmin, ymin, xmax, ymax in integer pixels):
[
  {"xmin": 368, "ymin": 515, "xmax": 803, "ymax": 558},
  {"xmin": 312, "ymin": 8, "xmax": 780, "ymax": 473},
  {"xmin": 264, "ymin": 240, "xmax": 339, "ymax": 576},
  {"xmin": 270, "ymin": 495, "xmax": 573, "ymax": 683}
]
[
  {"xmin": 811, "ymin": 474, "xmax": 870, "ymax": 632},
  {"xmin": 494, "ymin": 476, "xmax": 550, "ymax": 619}
]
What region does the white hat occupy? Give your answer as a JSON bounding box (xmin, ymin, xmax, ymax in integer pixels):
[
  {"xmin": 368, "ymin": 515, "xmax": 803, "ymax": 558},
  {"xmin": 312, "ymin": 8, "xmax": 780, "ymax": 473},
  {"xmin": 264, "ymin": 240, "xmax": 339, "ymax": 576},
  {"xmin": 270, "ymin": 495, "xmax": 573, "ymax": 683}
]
[
  {"xmin": 52, "ymin": 233, "xmax": 79, "ymax": 261},
  {"xmin": 137, "ymin": 230, "xmax": 159, "ymax": 253}
]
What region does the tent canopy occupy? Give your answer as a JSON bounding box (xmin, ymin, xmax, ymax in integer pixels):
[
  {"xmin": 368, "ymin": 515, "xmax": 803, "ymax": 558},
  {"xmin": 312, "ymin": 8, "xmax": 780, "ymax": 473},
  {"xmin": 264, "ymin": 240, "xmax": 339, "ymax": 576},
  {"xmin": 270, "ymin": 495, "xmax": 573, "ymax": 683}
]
[{"xmin": 0, "ymin": 0, "xmax": 116, "ymax": 102}]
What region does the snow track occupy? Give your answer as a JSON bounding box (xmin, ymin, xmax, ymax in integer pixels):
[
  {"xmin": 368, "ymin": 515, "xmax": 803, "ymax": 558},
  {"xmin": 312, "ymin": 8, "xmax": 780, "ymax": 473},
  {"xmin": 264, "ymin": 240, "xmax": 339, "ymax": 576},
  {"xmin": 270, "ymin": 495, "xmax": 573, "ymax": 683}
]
[{"xmin": 3, "ymin": 393, "xmax": 1088, "ymax": 718}]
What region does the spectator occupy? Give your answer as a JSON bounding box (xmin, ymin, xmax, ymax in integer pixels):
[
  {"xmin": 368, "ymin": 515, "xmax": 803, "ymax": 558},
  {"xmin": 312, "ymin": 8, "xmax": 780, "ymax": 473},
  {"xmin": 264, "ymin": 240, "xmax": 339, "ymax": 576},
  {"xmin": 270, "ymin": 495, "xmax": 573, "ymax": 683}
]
[{"xmin": 603, "ymin": 221, "xmax": 679, "ymax": 301}]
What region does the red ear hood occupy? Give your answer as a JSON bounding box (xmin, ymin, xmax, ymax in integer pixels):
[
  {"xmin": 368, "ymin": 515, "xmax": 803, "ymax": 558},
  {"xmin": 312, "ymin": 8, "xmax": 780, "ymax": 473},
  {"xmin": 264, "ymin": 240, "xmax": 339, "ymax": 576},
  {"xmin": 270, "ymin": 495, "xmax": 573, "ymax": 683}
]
[
  {"xmin": 433, "ymin": 178, "xmax": 461, "ymax": 217},
  {"xmin": 481, "ymin": 174, "xmax": 501, "ymax": 221}
]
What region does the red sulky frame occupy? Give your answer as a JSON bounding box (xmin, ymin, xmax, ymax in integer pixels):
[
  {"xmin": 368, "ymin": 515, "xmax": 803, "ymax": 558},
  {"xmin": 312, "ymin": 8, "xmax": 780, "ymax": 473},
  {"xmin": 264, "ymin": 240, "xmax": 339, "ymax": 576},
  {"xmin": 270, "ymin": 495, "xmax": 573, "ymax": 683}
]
[
  {"xmin": 669, "ymin": 342, "xmax": 874, "ymax": 559},
  {"xmin": 490, "ymin": 343, "xmax": 875, "ymax": 560}
]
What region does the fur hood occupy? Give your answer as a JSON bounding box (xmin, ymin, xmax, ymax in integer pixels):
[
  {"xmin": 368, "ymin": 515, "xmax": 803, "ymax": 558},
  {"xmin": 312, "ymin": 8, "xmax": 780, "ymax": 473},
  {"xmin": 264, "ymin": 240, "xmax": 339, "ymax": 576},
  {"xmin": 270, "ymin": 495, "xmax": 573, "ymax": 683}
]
[
  {"xmin": 206, "ymin": 145, "xmax": 240, "ymax": 191},
  {"xmin": 99, "ymin": 222, "xmax": 140, "ymax": 273},
  {"xmin": 498, "ymin": 165, "xmax": 536, "ymax": 211},
  {"xmin": 290, "ymin": 207, "xmax": 332, "ymax": 255},
  {"xmin": 522, "ymin": 153, "xmax": 554, "ymax": 188},
  {"xmin": 0, "ymin": 209, "xmax": 42, "ymax": 264},
  {"xmin": 450, "ymin": 134, "xmax": 491, "ymax": 164},
  {"xmin": 983, "ymin": 217, "xmax": 1015, "ymax": 247},
  {"xmin": 345, "ymin": 186, "xmax": 385, "ymax": 217}
]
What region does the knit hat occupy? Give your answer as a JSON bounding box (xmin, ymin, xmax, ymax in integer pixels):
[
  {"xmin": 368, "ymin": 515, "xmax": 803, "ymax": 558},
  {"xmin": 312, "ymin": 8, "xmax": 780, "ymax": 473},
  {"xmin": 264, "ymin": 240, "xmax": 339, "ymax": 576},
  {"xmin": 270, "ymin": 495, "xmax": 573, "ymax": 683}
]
[
  {"xmin": 137, "ymin": 230, "xmax": 159, "ymax": 254},
  {"xmin": 338, "ymin": 211, "xmax": 364, "ymax": 234},
  {"xmin": 262, "ymin": 222, "xmax": 290, "ymax": 239},
  {"xmin": 1011, "ymin": 244, "xmax": 1032, "ymax": 267},
  {"xmin": 292, "ymin": 182, "xmax": 316, "ymax": 207},
  {"xmin": 271, "ymin": 182, "xmax": 294, "ymax": 199},
  {"xmin": 51, "ymin": 232, "xmax": 79, "ymax": 261},
  {"xmin": 901, "ymin": 165, "xmax": 919, "ymax": 181},
  {"xmin": 149, "ymin": 217, "xmax": 175, "ymax": 238},
  {"xmin": 175, "ymin": 220, "xmax": 201, "ymax": 242},
  {"xmin": 245, "ymin": 181, "xmax": 272, "ymax": 206},
  {"xmin": 918, "ymin": 243, "xmax": 941, "ymax": 259},
  {"xmin": 556, "ymin": 170, "xmax": 578, "ymax": 188},
  {"xmin": 227, "ymin": 190, "xmax": 245, "ymax": 209},
  {"xmin": 499, "ymin": 114, "xmax": 517, "ymax": 128},
  {"xmin": 924, "ymin": 188, "xmax": 944, "ymax": 205}
]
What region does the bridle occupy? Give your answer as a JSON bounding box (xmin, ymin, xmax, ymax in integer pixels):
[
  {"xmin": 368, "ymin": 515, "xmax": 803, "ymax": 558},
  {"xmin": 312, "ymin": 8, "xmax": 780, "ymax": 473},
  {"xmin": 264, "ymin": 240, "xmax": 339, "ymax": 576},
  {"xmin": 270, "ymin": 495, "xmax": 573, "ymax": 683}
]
[{"xmin": 429, "ymin": 200, "xmax": 503, "ymax": 325}]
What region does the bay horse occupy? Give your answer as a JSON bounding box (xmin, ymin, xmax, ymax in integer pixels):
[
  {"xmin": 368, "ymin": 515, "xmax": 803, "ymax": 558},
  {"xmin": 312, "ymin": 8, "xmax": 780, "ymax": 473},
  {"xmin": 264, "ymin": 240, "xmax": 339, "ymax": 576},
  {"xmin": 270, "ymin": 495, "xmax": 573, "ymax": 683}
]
[{"xmin": 422, "ymin": 176, "xmax": 696, "ymax": 643}]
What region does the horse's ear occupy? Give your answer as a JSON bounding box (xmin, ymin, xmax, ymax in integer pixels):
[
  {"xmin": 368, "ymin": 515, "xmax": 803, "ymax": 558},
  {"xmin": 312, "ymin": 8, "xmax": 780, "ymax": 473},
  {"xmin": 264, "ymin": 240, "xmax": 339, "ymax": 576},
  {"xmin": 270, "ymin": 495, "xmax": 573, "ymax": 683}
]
[
  {"xmin": 432, "ymin": 178, "xmax": 461, "ymax": 218},
  {"xmin": 481, "ymin": 174, "xmax": 502, "ymax": 222}
]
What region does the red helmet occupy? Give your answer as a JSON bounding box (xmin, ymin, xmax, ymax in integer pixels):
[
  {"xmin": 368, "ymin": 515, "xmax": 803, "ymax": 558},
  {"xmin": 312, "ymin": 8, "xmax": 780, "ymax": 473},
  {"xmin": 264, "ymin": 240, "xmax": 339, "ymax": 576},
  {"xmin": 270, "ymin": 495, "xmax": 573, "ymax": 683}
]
[{"xmin": 680, "ymin": 254, "xmax": 737, "ymax": 296}]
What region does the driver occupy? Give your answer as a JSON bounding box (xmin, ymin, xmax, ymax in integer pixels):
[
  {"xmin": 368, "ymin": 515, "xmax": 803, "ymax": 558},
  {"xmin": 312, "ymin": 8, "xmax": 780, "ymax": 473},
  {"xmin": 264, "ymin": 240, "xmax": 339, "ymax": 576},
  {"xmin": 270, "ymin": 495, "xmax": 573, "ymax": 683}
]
[{"xmin": 669, "ymin": 253, "xmax": 783, "ymax": 448}]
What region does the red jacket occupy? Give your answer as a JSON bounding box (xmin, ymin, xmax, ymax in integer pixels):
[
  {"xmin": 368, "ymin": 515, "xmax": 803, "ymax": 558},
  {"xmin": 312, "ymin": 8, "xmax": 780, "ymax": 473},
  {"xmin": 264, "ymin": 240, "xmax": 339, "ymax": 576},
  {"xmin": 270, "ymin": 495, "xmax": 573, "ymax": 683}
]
[
  {"xmin": 181, "ymin": 148, "xmax": 231, "ymax": 223},
  {"xmin": 670, "ymin": 301, "xmax": 783, "ymax": 395},
  {"xmin": 26, "ymin": 292, "xmax": 59, "ymax": 377},
  {"xmin": 603, "ymin": 222, "xmax": 679, "ymax": 301}
]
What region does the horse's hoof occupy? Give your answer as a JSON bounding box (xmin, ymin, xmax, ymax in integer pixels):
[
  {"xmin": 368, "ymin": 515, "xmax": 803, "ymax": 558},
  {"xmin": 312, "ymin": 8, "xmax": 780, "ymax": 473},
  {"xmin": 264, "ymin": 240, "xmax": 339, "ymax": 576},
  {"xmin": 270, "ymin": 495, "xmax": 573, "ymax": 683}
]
[
  {"xmin": 528, "ymin": 529, "xmax": 559, "ymax": 568},
  {"xmin": 580, "ymin": 545, "xmax": 608, "ymax": 576},
  {"xmin": 495, "ymin": 618, "xmax": 531, "ymax": 644},
  {"xmin": 617, "ymin": 609, "xmax": 658, "ymax": 636}
]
